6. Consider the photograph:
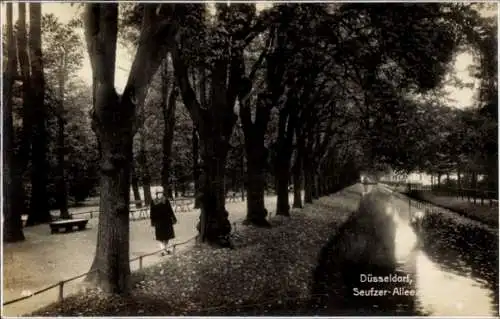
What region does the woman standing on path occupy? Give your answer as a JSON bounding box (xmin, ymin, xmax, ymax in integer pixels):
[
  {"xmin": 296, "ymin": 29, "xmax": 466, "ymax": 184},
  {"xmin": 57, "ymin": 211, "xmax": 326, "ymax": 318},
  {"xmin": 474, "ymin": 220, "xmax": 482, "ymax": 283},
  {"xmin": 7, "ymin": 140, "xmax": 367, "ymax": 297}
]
[{"xmin": 150, "ymin": 192, "xmax": 177, "ymax": 255}]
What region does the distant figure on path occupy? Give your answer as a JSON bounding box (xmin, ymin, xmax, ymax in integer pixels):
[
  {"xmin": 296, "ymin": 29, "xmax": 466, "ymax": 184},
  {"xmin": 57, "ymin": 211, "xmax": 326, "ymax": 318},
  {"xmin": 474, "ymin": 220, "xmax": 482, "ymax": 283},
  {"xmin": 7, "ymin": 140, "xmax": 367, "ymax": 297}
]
[
  {"xmin": 150, "ymin": 192, "xmax": 177, "ymax": 256},
  {"xmin": 362, "ymin": 176, "xmax": 369, "ymax": 195}
]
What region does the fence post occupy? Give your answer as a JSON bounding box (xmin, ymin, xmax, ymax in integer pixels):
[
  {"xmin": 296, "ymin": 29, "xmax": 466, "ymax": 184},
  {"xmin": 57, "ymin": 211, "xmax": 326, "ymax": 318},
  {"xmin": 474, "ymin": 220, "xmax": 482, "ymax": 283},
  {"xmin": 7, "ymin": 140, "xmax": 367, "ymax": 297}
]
[
  {"xmin": 58, "ymin": 281, "xmax": 64, "ymax": 302},
  {"xmin": 139, "ymin": 256, "xmax": 143, "ymax": 270},
  {"xmin": 408, "ymin": 198, "xmax": 411, "ymax": 218},
  {"xmin": 172, "ymin": 244, "xmax": 177, "ymax": 255}
]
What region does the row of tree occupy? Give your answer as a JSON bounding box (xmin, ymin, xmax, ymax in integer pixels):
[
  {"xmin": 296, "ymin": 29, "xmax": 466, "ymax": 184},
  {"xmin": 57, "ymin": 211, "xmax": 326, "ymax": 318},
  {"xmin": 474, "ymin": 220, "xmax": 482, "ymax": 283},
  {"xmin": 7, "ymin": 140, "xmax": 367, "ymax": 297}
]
[
  {"xmin": 2, "ymin": 2, "xmax": 496, "ymax": 294},
  {"xmin": 3, "ymin": 4, "xmax": 100, "ymax": 242}
]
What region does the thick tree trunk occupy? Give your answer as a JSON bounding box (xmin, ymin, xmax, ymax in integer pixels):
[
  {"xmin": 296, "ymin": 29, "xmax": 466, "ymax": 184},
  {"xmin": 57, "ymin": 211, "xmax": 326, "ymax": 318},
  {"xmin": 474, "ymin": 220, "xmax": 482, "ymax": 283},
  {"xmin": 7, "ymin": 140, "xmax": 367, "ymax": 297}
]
[
  {"xmin": 16, "ymin": 2, "xmax": 32, "ymax": 179},
  {"xmin": 244, "ymin": 139, "xmax": 270, "ymax": 227},
  {"xmin": 87, "ymin": 90, "xmax": 133, "ymax": 294},
  {"xmin": 196, "ymin": 136, "xmax": 232, "ymax": 246},
  {"xmin": 3, "ymin": 3, "xmax": 25, "ymax": 242},
  {"xmin": 130, "ymin": 164, "xmax": 142, "ymax": 208},
  {"xmin": 240, "ymin": 93, "xmax": 272, "ymax": 227},
  {"xmin": 84, "ymin": 4, "xmax": 131, "ymax": 294},
  {"xmin": 57, "ymin": 50, "xmax": 70, "ymax": 219},
  {"xmin": 194, "ymin": 66, "xmax": 206, "ymax": 207},
  {"xmin": 27, "ymin": 3, "xmax": 51, "ymax": 226},
  {"xmin": 83, "ymin": 2, "xmax": 175, "ymax": 294}
]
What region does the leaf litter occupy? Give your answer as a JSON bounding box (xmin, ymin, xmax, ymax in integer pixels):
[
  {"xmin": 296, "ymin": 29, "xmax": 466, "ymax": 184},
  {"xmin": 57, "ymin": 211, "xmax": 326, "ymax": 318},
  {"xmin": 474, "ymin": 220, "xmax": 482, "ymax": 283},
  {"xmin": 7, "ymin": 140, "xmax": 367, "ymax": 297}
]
[{"xmin": 31, "ymin": 189, "xmax": 363, "ymax": 316}]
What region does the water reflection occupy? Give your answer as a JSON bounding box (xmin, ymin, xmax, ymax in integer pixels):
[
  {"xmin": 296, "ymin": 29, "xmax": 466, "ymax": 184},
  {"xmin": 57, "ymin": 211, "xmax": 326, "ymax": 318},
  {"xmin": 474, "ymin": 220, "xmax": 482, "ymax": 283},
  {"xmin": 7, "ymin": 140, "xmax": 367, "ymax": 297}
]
[
  {"xmin": 392, "ymin": 194, "xmax": 499, "ymax": 317},
  {"xmin": 412, "ymin": 250, "xmax": 493, "ymax": 316},
  {"xmin": 310, "ymin": 190, "xmax": 420, "ymax": 315},
  {"xmin": 311, "ymin": 187, "xmax": 498, "ymax": 316}
]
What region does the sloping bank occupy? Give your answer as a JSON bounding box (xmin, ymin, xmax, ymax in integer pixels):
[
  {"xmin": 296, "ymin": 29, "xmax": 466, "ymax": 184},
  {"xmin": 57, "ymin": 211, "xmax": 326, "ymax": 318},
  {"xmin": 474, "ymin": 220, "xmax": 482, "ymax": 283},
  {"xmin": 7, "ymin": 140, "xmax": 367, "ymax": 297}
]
[
  {"xmin": 31, "ymin": 185, "xmax": 364, "ymax": 316},
  {"xmin": 403, "ymin": 190, "xmax": 497, "ymax": 227}
]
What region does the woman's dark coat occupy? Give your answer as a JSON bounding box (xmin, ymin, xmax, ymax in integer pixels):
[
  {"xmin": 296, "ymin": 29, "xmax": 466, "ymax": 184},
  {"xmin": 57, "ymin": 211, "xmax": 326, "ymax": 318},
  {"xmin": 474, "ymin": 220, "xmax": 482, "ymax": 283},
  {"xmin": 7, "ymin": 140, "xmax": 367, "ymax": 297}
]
[{"xmin": 150, "ymin": 199, "xmax": 177, "ymax": 241}]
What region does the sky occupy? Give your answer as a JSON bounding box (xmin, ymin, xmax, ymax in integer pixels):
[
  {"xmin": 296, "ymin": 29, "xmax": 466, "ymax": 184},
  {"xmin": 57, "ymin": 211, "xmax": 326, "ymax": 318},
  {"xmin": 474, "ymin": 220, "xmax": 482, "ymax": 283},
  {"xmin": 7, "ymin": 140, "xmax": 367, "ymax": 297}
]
[{"xmin": 2, "ymin": 2, "xmax": 497, "ymax": 109}]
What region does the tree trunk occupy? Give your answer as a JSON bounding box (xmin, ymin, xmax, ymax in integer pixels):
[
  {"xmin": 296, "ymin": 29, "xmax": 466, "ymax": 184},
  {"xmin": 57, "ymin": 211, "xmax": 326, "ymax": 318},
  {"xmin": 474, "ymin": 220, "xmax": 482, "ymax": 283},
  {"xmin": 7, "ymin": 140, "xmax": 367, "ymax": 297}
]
[
  {"xmin": 138, "ymin": 131, "xmax": 152, "ymax": 206},
  {"xmin": 57, "ymin": 50, "xmax": 70, "ymax": 219},
  {"xmin": 275, "ymin": 159, "xmax": 291, "ymax": 216},
  {"xmin": 193, "ymin": 127, "xmax": 200, "ymax": 207},
  {"xmin": 87, "ymin": 89, "xmax": 133, "ymax": 293},
  {"xmin": 318, "ymin": 173, "xmax": 324, "ymax": 197},
  {"xmin": 304, "ymin": 164, "xmax": 313, "ymax": 204},
  {"xmin": 27, "ymin": 3, "xmax": 51, "ymax": 226},
  {"xmin": 3, "ymin": 3, "xmax": 25, "ymax": 242},
  {"xmin": 457, "ymin": 167, "xmax": 462, "ymax": 190},
  {"xmin": 310, "ymin": 169, "xmax": 317, "ymax": 199},
  {"xmin": 244, "ymin": 139, "xmax": 270, "ymax": 227},
  {"xmin": 12, "ymin": 3, "xmax": 31, "ymax": 228},
  {"xmin": 161, "ymin": 65, "xmax": 178, "ymax": 200},
  {"xmin": 196, "ymin": 136, "xmax": 232, "ymax": 246},
  {"xmin": 274, "ymin": 108, "xmax": 296, "ymax": 217},
  {"xmin": 130, "ymin": 164, "xmax": 142, "ymax": 208},
  {"xmin": 170, "ymin": 33, "xmax": 239, "ymax": 246},
  {"xmin": 292, "ymin": 155, "xmax": 303, "ymax": 209},
  {"xmin": 16, "ymin": 2, "xmax": 33, "ymax": 180},
  {"xmin": 313, "ymin": 173, "xmax": 320, "ymax": 199},
  {"xmin": 193, "ymin": 65, "xmax": 206, "ymax": 207},
  {"xmin": 319, "ymin": 173, "xmax": 327, "ymax": 196},
  {"xmin": 240, "ymin": 146, "xmax": 245, "ymax": 201},
  {"xmin": 84, "ymin": 4, "xmax": 132, "ymax": 294},
  {"xmin": 240, "ymin": 93, "xmax": 272, "ymax": 227},
  {"xmin": 83, "ymin": 2, "xmax": 176, "ymax": 293}
]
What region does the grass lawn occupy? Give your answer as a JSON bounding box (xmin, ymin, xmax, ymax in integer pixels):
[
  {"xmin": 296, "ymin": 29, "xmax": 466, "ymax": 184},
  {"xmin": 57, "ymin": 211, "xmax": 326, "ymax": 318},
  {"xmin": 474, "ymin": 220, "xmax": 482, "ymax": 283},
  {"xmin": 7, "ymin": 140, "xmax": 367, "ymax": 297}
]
[{"xmin": 406, "ymin": 191, "xmax": 498, "ymax": 227}]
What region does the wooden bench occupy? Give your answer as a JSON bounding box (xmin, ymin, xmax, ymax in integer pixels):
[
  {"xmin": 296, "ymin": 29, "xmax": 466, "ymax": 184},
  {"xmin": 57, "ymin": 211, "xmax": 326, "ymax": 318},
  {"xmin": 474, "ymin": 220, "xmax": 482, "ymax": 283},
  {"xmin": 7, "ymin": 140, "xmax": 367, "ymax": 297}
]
[
  {"xmin": 49, "ymin": 219, "xmax": 89, "ymax": 234},
  {"xmin": 130, "ymin": 200, "xmax": 145, "ymax": 208},
  {"xmin": 173, "ymin": 198, "xmax": 193, "ymax": 213},
  {"xmin": 130, "ymin": 207, "xmax": 149, "ymax": 221}
]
